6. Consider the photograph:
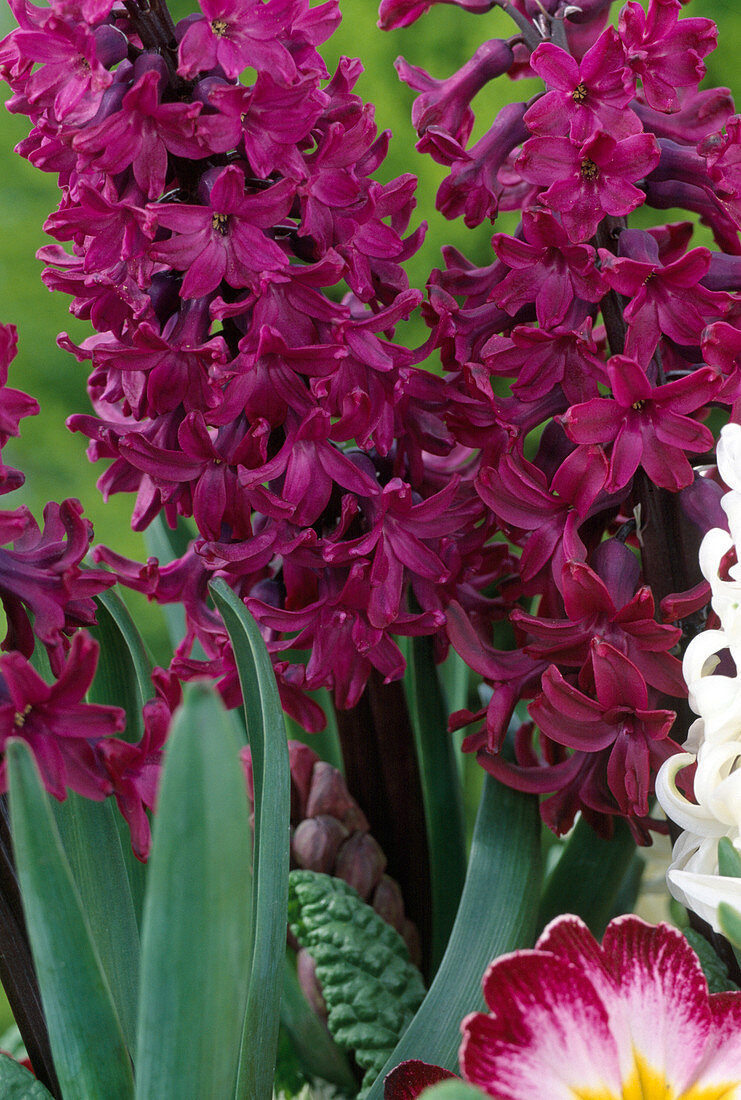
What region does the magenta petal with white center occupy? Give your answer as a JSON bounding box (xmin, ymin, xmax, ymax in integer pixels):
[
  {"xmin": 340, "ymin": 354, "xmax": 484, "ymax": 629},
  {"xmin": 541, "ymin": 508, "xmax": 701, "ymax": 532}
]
[
  {"xmin": 459, "ymin": 914, "xmax": 741, "ymax": 1100},
  {"xmin": 461, "ymin": 950, "xmax": 622, "ymax": 1099}
]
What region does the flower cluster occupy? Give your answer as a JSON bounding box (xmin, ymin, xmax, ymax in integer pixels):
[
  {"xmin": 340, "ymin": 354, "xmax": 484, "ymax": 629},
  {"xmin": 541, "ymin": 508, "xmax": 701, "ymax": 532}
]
[
  {"xmin": 0, "ymin": 0, "xmax": 491, "ymax": 733},
  {"xmin": 0, "ymin": 319, "xmax": 174, "ymax": 859},
  {"xmin": 385, "ymin": 914, "xmax": 741, "ymax": 1100},
  {"xmin": 380, "ymin": 0, "xmax": 741, "ymax": 838},
  {"xmin": 657, "ymin": 423, "xmax": 741, "ymax": 933}
]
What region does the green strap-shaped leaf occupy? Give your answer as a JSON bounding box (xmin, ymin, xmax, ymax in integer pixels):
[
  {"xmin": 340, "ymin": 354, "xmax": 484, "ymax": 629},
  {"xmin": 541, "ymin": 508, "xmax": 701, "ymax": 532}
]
[
  {"xmin": 134, "ymin": 683, "xmax": 252, "ymax": 1100},
  {"xmin": 0, "ymin": 1054, "xmax": 55, "ymax": 1099},
  {"xmin": 209, "ymin": 579, "xmax": 290, "ymax": 1100},
  {"xmin": 364, "ymin": 775, "xmax": 542, "ymax": 1099},
  {"xmin": 52, "ymin": 792, "xmax": 140, "ymax": 1053},
  {"xmin": 288, "ymin": 870, "xmax": 426, "ymax": 1096},
  {"xmin": 8, "ymin": 739, "xmax": 135, "ymax": 1100},
  {"xmin": 90, "ymin": 588, "xmax": 153, "ymax": 744},
  {"xmin": 403, "ymin": 633, "xmax": 466, "ymax": 972},
  {"xmin": 537, "ymin": 815, "xmax": 637, "ymax": 938},
  {"xmin": 89, "ymin": 587, "xmax": 156, "ymax": 926}
]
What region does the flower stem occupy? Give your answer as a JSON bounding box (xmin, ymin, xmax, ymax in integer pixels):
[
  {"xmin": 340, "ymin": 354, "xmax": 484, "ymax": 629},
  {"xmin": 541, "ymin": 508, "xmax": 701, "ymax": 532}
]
[{"xmin": 335, "ymin": 674, "xmax": 432, "ymax": 975}]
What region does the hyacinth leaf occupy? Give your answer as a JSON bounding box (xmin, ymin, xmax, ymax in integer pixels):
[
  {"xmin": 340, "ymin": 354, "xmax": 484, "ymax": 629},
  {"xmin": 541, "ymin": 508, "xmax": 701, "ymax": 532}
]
[
  {"xmin": 52, "ymin": 792, "xmax": 140, "ymax": 1053},
  {"xmin": 287, "ymin": 870, "xmax": 426, "ymax": 1096},
  {"xmin": 134, "ymin": 683, "xmax": 251, "ymax": 1100},
  {"xmin": 403, "ymin": 633, "xmax": 466, "ymax": 971},
  {"xmin": 684, "ymin": 929, "xmax": 740, "ymax": 993},
  {"xmin": 364, "ymin": 775, "xmax": 541, "ymax": 1099},
  {"xmin": 537, "ymin": 815, "xmax": 636, "ymax": 937},
  {"xmin": 90, "ymin": 588, "xmax": 153, "ymax": 744},
  {"xmin": 718, "ymin": 837, "xmax": 741, "ymax": 879},
  {"xmin": 413, "ymin": 1083, "xmax": 487, "ymax": 1100},
  {"xmin": 7, "ymin": 739, "xmax": 135, "ymax": 1100},
  {"xmin": 209, "ymin": 578, "xmax": 290, "ymax": 1100},
  {"xmin": 88, "ymin": 588, "xmax": 154, "ymax": 924},
  {"xmin": 0, "ymin": 1055, "xmax": 54, "ymax": 1099},
  {"xmin": 718, "ymin": 902, "xmax": 741, "ymax": 951},
  {"xmin": 279, "ymin": 958, "xmax": 358, "ymax": 1093},
  {"xmin": 144, "ymin": 514, "xmax": 195, "ymax": 651},
  {"xmin": 607, "ymin": 851, "xmax": 644, "ymax": 924}
]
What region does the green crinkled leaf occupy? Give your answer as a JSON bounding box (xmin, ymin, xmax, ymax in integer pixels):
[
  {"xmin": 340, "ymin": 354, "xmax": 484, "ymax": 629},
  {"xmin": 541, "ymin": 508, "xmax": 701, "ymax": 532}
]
[
  {"xmin": 0, "ymin": 1055, "xmax": 54, "ymax": 1099},
  {"xmin": 287, "ymin": 870, "xmax": 426, "ymax": 1096},
  {"xmin": 684, "ymin": 929, "xmax": 740, "ymax": 993}
]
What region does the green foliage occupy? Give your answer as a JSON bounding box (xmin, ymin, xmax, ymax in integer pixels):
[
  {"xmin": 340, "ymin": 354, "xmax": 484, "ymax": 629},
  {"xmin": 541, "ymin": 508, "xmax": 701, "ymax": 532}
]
[
  {"xmin": 719, "ymin": 902, "xmax": 741, "ymax": 951},
  {"xmin": 364, "ymin": 776, "xmax": 541, "ymax": 1099},
  {"xmin": 0, "ymin": 1054, "xmax": 54, "ymax": 1099},
  {"xmin": 7, "ymin": 739, "xmax": 135, "ymax": 1100},
  {"xmin": 134, "ymin": 682, "xmax": 252, "ymax": 1099},
  {"xmin": 537, "ymin": 817, "xmax": 637, "ymax": 938},
  {"xmin": 413, "ymin": 1084, "xmax": 487, "ymax": 1100},
  {"xmin": 718, "ymin": 837, "xmax": 741, "ymax": 879},
  {"xmin": 51, "ymin": 793, "xmax": 141, "ymax": 1053},
  {"xmin": 273, "ymin": 1023, "xmax": 310, "ymax": 1099},
  {"xmin": 210, "ymin": 579, "xmax": 291, "ymax": 1100},
  {"xmin": 684, "ymin": 929, "xmax": 740, "ymax": 994},
  {"xmin": 280, "ymin": 960, "xmax": 358, "ymax": 1094},
  {"xmin": 287, "ymin": 870, "xmax": 426, "ymax": 1096},
  {"xmin": 402, "ymin": 634, "xmax": 466, "ymax": 972}
]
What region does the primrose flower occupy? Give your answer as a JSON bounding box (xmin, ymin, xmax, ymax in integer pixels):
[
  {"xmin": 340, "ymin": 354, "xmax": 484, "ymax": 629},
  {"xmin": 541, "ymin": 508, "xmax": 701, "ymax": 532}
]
[{"xmin": 385, "ymin": 915, "xmax": 741, "ymax": 1100}]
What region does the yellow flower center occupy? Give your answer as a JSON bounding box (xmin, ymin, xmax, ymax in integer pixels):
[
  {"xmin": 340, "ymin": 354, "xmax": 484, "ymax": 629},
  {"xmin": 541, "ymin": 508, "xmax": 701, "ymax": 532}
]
[
  {"xmin": 572, "ymin": 81, "xmax": 588, "ymax": 102},
  {"xmin": 210, "ymin": 18, "xmax": 229, "ymax": 35},
  {"xmin": 212, "ymin": 212, "xmax": 229, "ymax": 235},
  {"xmin": 573, "ymin": 1051, "xmax": 737, "ymax": 1100},
  {"xmin": 13, "ymin": 704, "xmax": 32, "ymax": 728},
  {"xmin": 580, "ymin": 157, "xmax": 599, "ymax": 181}
]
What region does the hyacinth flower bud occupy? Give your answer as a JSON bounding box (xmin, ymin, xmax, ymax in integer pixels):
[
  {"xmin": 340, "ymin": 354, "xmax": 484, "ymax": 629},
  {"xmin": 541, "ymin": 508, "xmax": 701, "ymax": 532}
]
[
  {"xmin": 305, "ymin": 760, "xmax": 369, "ymax": 831},
  {"xmin": 564, "ymin": 0, "xmax": 613, "ymax": 24},
  {"xmin": 335, "ymin": 831, "xmax": 387, "ymax": 898},
  {"xmin": 292, "ymin": 815, "xmax": 349, "ymax": 874},
  {"xmin": 678, "ymin": 475, "xmax": 726, "ymax": 537},
  {"xmin": 287, "ymin": 741, "xmax": 317, "ymax": 822},
  {"xmin": 296, "ymin": 948, "xmax": 328, "ymax": 1020},
  {"xmin": 396, "ymin": 38, "xmax": 514, "ymax": 145},
  {"xmin": 370, "ymin": 873, "xmax": 405, "ymax": 931}
]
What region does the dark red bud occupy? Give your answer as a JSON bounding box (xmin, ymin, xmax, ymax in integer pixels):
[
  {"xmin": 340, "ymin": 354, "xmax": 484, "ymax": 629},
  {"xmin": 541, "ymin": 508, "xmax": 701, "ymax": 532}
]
[
  {"xmin": 306, "ymin": 761, "xmax": 366, "ymax": 827},
  {"xmin": 296, "ymin": 948, "xmax": 327, "ymax": 1021},
  {"xmin": 292, "ymin": 815, "xmax": 349, "ymax": 873},
  {"xmin": 335, "ymin": 832, "xmax": 386, "ymax": 899},
  {"xmin": 288, "ymin": 740, "xmax": 320, "ymax": 821},
  {"xmin": 371, "ymin": 874, "xmax": 405, "ymax": 932}
]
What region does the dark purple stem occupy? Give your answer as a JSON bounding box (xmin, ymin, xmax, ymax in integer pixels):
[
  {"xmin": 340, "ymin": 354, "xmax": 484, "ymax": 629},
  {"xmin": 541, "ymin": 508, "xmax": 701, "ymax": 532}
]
[{"xmin": 335, "ymin": 674, "xmax": 432, "ymax": 975}]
